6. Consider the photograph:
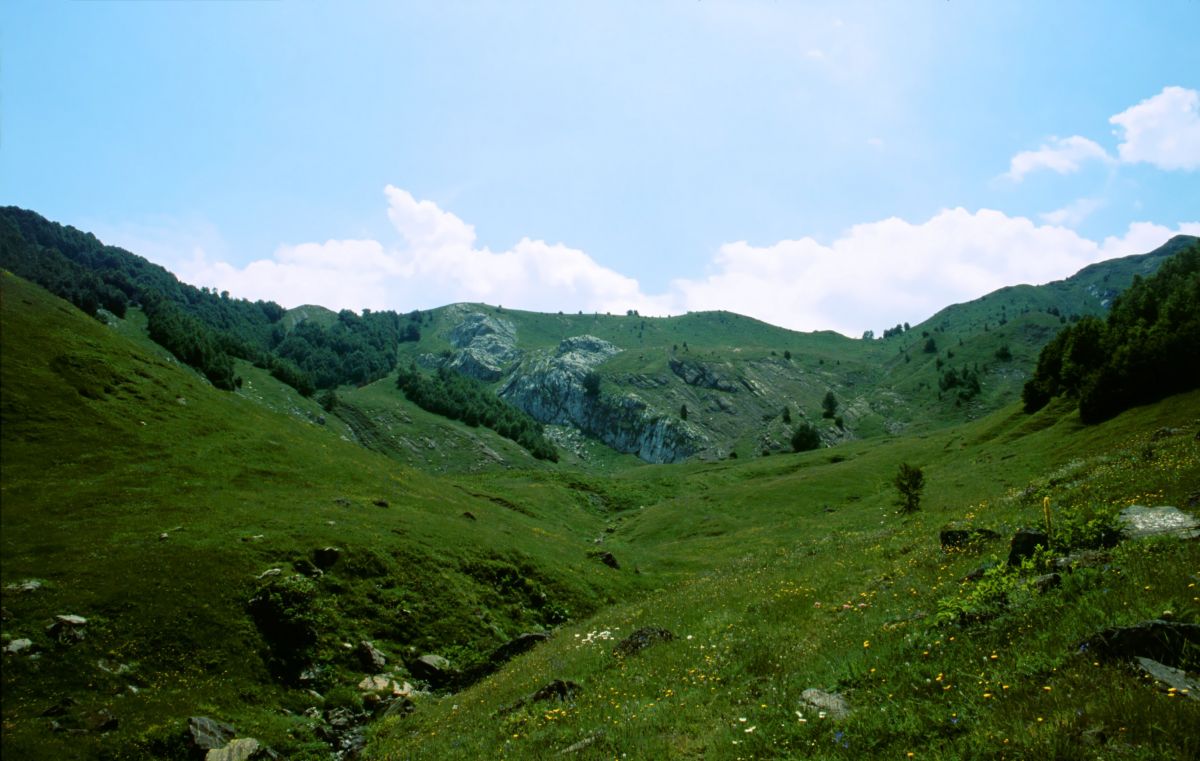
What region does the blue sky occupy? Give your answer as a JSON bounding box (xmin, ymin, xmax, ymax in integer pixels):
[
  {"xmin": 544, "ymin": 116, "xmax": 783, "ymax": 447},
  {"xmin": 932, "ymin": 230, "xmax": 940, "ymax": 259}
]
[{"xmin": 3, "ymin": 1, "xmax": 1198, "ymax": 335}]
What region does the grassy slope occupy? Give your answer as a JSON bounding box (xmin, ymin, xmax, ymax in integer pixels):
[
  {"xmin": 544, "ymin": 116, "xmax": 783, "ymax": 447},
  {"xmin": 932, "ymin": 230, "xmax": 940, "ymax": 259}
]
[
  {"xmin": 366, "ymin": 393, "xmax": 1200, "ymax": 759},
  {"xmin": 0, "ymin": 273, "xmax": 660, "ymax": 759}
]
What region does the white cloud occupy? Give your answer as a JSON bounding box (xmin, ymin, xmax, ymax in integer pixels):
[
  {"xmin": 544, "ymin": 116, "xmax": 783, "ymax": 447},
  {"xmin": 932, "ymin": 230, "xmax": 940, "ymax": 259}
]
[
  {"xmin": 805, "ymin": 49, "xmax": 826, "ymax": 60},
  {"xmin": 1110, "ymin": 86, "xmax": 1200, "ymax": 170},
  {"xmin": 155, "ymin": 188, "xmax": 1198, "ymax": 338},
  {"xmin": 1004, "ymin": 135, "xmax": 1113, "ymax": 181},
  {"xmin": 1039, "ymin": 197, "xmax": 1105, "ymax": 227}
]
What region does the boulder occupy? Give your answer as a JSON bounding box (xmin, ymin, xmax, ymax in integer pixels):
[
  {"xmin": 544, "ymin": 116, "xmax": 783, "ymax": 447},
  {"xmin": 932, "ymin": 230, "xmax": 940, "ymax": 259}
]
[
  {"xmin": 5, "ymin": 579, "xmax": 43, "ymax": 593},
  {"xmin": 799, "ymin": 688, "xmax": 851, "ymax": 720},
  {"xmin": 1079, "ymin": 620, "xmax": 1200, "ymax": 669},
  {"xmin": 1030, "ymin": 573, "xmax": 1061, "ymax": 593},
  {"xmin": 498, "ymin": 679, "xmax": 581, "ymax": 715},
  {"xmin": 358, "ymin": 640, "xmax": 387, "ymax": 672},
  {"xmin": 1007, "ymin": 528, "xmax": 1049, "ymax": 566},
  {"xmin": 409, "ymin": 654, "xmax": 451, "ymax": 686},
  {"xmin": 1119, "ymin": 505, "xmax": 1200, "ymax": 540},
  {"xmin": 46, "ymin": 615, "xmax": 87, "ymax": 644},
  {"xmin": 1133, "ymin": 656, "xmax": 1199, "ymax": 700},
  {"xmin": 612, "ymin": 626, "xmax": 674, "ymax": 657},
  {"xmin": 187, "ymin": 716, "xmax": 236, "ymax": 754}
]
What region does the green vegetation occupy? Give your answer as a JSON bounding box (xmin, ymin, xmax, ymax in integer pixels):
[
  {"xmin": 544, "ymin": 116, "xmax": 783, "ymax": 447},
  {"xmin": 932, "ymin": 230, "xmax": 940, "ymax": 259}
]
[
  {"xmin": 1023, "ymin": 238, "xmax": 1200, "ymax": 422},
  {"xmin": 396, "ymin": 364, "xmax": 558, "ymax": 461},
  {"xmin": 893, "ymin": 462, "xmax": 925, "ymax": 514},
  {"xmin": 791, "ymin": 421, "xmax": 822, "ymax": 452},
  {"xmin": 2, "ymin": 220, "xmax": 1199, "ymax": 761}
]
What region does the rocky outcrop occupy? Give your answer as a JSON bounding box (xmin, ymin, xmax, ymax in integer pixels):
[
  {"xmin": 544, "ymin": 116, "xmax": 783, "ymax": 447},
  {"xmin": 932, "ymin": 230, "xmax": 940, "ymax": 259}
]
[
  {"xmin": 445, "ymin": 313, "xmax": 522, "ymax": 381},
  {"xmin": 669, "ymin": 358, "xmax": 742, "ymax": 392},
  {"xmin": 499, "ymin": 336, "xmax": 707, "ymax": 463}
]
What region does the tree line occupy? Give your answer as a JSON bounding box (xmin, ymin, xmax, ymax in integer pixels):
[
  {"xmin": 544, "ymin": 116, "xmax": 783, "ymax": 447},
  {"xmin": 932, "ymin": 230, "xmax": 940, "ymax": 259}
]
[
  {"xmin": 396, "ymin": 364, "xmax": 558, "ymax": 461},
  {"xmin": 1022, "ymin": 239, "xmax": 1200, "ymax": 423}
]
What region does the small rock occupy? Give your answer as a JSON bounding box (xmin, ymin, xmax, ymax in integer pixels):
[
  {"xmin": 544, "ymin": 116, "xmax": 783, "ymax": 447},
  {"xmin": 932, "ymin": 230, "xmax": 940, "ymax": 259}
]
[
  {"xmin": 1008, "ymin": 528, "xmax": 1050, "ymax": 566},
  {"xmin": 3, "ymin": 638, "xmax": 33, "ymax": 655},
  {"xmin": 205, "ymin": 738, "xmax": 260, "ymax": 761},
  {"xmin": 800, "ymin": 688, "xmax": 851, "ymax": 720},
  {"xmin": 358, "ymin": 640, "xmax": 387, "ymax": 672},
  {"xmin": 560, "ymin": 731, "xmax": 604, "ymax": 754},
  {"xmin": 40, "ymin": 697, "xmax": 76, "ymax": 717},
  {"xmin": 372, "ymin": 499, "xmax": 389, "ymax": 508},
  {"xmin": 159, "ymin": 532, "xmax": 170, "ymax": 541},
  {"xmin": 187, "ymin": 716, "xmax": 236, "ymax": 753},
  {"xmin": 461, "ymin": 511, "xmax": 477, "ymax": 521},
  {"xmin": 612, "ymin": 626, "xmax": 674, "ymax": 658},
  {"xmin": 498, "ymin": 679, "xmax": 581, "ymax": 715},
  {"xmin": 1053, "ymin": 549, "xmax": 1112, "ymax": 572},
  {"xmin": 256, "ymin": 568, "xmax": 282, "ymax": 579},
  {"xmin": 590, "ymin": 551, "xmax": 620, "ymax": 569},
  {"xmin": 6, "ymin": 579, "xmax": 43, "ymax": 593},
  {"xmin": 47, "ymin": 615, "xmax": 88, "ymax": 644},
  {"xmin": 312, "ymin": 547, "xmax": 342, "ymax": 570},
  {"xmin": 88, "ymin": 709, "xmax": 119, "ymax": 733}
]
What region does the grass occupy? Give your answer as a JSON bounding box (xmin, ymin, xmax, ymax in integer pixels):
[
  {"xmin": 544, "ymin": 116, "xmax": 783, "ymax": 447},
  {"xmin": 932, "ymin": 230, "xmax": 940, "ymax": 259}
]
[{"xmin": 3, "ymin": 267, "xmax": 1198, "ymax": 759}]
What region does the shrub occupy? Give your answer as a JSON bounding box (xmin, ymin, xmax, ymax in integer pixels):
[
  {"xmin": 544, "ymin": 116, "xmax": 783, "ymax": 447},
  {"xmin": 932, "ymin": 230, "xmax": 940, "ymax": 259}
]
[
  {"xmin": 893, "ymin": 462, "xmax": 925, "ymax": 514},
  {"xmin": 791, "ymin": 422, "xmax": 821, "ymax": 452}
]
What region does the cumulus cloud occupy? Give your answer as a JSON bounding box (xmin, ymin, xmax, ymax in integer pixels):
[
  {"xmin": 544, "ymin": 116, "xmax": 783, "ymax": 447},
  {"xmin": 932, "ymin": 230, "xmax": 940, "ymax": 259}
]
[
  {"xmin": 1005, "ymin": 87, "xmax": 1200, "ymax": 181},
  {"xmin": 1004, "ymin": 135, "xmax": 1113, "ymax": 181},
  {"xmin": 164, "ymin": 187, "xmax": 1197, "ymax": 338},
  {"xmin": 1110, "ymin": 85, "xmax": 1200, "ymax": 170}
]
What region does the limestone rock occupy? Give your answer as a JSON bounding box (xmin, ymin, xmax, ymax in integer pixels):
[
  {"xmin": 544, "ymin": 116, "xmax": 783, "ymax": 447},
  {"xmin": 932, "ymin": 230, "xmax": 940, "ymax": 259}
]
[
  {"xmin": 1133, "ymin": 656, "xmax": 1198, "ymax": 700},
  {"xmin": 445, "ymin": 312, "xmax": 522, "ymax": 381},
  {"xmin": 205, "ymin": 738, "xmax": 260, "ymax": 761},
  {"xmin": 800, "ymin": 688, "xmax": 851, "ymax": 720},
  {"xmin": 4, "ymin": 638, "xmax": 33, "ymax": 655},
  {"xmin": 187, "ymin": 716, "xmax": 236, "ymax": 753},
  {"xmin": 1119, "ymin": 505, "xmax": 1200, "ymax": 540}
]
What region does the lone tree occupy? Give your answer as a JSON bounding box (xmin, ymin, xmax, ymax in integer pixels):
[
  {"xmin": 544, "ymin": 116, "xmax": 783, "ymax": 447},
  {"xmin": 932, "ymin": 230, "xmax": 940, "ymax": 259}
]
[
  {"xmin": 781, "ymin": 405, "xmax": 792, "ymax": 424},
  {"xmin": 791, "ymin": 422, "xmax": 821, "ymax": 452},
  {"xmin": 680, "ymin": 404, "xmax": 688, "ymax": 420},
  {"xmin": 893, "ymin": 463, "xmax": 925, "ymax": 514},
  {"xmin": 822, "ymin": 390, "xmax": 838, "ymax": 419}
]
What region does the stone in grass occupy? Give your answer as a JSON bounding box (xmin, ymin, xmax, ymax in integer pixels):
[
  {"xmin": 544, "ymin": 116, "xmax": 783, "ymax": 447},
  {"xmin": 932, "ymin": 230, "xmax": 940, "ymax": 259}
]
[
  {"xmin": 409, "ymin": 654, "xmax": 452, "ymax": 686},
  {"xmin": 3, "ymin": 638, "xmax": 34, "ymax": 655},
  {"xmin": 46, "ymin": 615, "xmax": 88, "ymax": 644},
  {"xmin": 205, "ymin": 738, "xmax": 262, "ymax": 761},
  {"xmin": 187, "ymin": 716, "xmax": 236, "ymax": 753},
  {"xmin": 612, "ymin": 626, "xmax": 674, "ymax": 658},
  {"xmin": 497, "ymin": 679, "xmax": 581, "ymax": 715},
  {"xmin": 1119, "ymin": 505, "xmax": 1200, "ymax": 540},
  {"xmin": 1133, "ymin": 656, "xmax": 1199, "ymax": 700},
  {"xmin": 1007, "ymin": 528, "xmax": 1049, "ymax": 566},
  {"xmin": 589, "ymin": 551, "xmax": 620, "ymax": 569},
  {"xmin": 358, "ymin": 640, "xmax": 387, "ymax": 672},
  {"xmin": 799, "ymin": 688, "xmax": 851, "ymax": 721},
  {"xmin": 489, "ymin": 631, "xmax": 550, "ymax": 666}
]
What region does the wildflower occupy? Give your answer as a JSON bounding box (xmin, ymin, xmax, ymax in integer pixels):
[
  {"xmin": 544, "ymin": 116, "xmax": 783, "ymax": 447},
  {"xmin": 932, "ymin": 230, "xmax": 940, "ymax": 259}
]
[{"xmin": 863, "ymin": 640, "xmax": 870, "ymax": 648}]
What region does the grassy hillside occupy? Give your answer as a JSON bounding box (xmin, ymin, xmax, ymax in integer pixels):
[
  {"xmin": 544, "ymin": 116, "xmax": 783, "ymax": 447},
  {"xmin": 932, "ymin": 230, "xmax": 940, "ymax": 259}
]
[
  {"xmin": 365, "ymin": 391, "xmax": 1200, "ymax": 759},
  {"xmin": 0, "ymin": 272, "xmax": 660, "ymax": 759}
]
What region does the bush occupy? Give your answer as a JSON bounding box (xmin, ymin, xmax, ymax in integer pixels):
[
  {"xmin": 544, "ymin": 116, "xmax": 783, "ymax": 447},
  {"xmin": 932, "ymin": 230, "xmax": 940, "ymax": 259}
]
[
  {"xmin": 893, "ymin": 462, "xmax": 925, "ymax": 514},
  {"xmin": 791, "ymin": 422, "xmax": 821, "ymax": 452}
]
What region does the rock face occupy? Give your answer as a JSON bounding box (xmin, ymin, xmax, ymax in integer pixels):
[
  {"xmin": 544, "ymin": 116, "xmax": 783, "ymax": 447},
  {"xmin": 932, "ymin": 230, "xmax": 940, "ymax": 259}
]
[
  {"xmin": 500, "ymin": 336, "xmax": 707, "ymax": 463},
  {"xmin": 445, "ymin": 313, "xmax": 522, "ymax": 381},
  {"xmin": 669, "ymin": 358, "xmax": 742, "ymax": 393},
  {"xmin": 187, "ymin": 716, "xmax": 236, "ymax": 754}
]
